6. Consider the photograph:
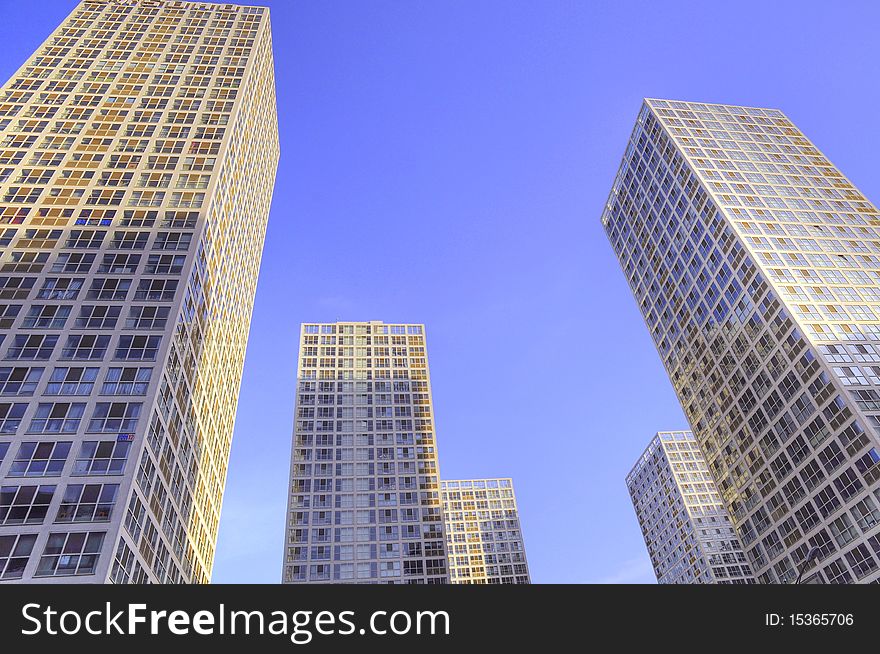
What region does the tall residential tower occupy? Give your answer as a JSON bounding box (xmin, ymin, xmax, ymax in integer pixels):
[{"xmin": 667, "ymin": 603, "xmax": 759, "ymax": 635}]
[
  {"xmin": 627, "ymin": 431, "xmax": 754, "ymax": 584},
  {"xmin": 605, "ymin": 99, "xmax": 880, "ymax": 583},
  {"xmin": 282, "ymin": 322, "xmax": 448, "ymax": 584},
  {"xmin": 441, "ymin": 478, "xmax": 531, "ymax": 584},
  {"xmin": 0, "ymin": 0, "xmax": 278, "ymax": 583}
]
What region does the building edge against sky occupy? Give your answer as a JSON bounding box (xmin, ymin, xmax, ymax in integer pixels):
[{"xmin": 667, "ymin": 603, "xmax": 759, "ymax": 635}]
[
  {"xmin": 0, "ymin": 0, "xmax": 278, "ymax": 583},
  {"xmin": 282, "ymin": 322, "xmax": 449, "ymax": 584},
  {"xmin": 441, "ymin": 478, "xmax": 530, "ymax": 584},
  {"xmin": 627, "ymin": 431, "xmax": 754, "ymax": 584},
  {"xmin": 605, "ymin": 99, "xmax": 880, "ymax": 583}
]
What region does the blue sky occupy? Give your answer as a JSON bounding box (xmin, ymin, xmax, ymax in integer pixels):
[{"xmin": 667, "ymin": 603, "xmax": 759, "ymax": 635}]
[{"xmin": 5, "ymin": 0, "xmax": 880, "ymax": 584}]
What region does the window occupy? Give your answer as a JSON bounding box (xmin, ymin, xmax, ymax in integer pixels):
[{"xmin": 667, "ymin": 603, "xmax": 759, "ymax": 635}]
[
  {"xmin": 830, "ymin": 513, "xmax": 859, "ymax": 547},
  {"xmin": 182, "ymin": 156, "xmax": 215, "ymax": 172},
  {"xmin": 98, "ymin": 253, "xmax": 140, "ymax": 274},
  {"xmin": 36, "ymin": 278, "xmax": 83, "ymax": 300},
  {"xmin": 61, "ymin": 334, "xmax": 110, "ymax": 360},
  {"xmin": 101, "ymin": 368, "xmax": 151, "ymax": 395},
  {"xmin": 0, "ymin": 442, "xmax": 8, "ymax": 463},
  {"xmin": 87, "ymin": 189, "xmax": 124, "ymax": 206},
  {"xmin": 28, "ymin": 402, "xmax": 85, "ymax": 434},
  {"xmin": 52, "ymin": 252, "xmax": 95, "ymax": 273},
  {"xmin": 0, "ymin": 485, "xmax": 55, "ymax": 524},
  {"xmin": 22, "ymin": 304, "xmax": 71, "ymax": 329},
  {"xmin": 35, "ymin": 531, "xmax": 105, "ymax": 577},
  {"xmin": 56, "ymin": 483, "xmax": 118, "ymax": 523},
  {"xmin": 0, "ymin": 403, "xmax": 26, "ymax": 433},
  {"xmin": 785, "ymin": 436, "xmax": 810, "ymax": 466},
  {"xmin": 88, "ymin": 403, "xmax": 141, "ymax": 433},
  {"xmin": 145, "ymin": 254, "xmax": 185, "ymax": 274},
  {"xmin": 0, "ymin": 533, "xmax": 37, "ymax": 579},
  {"xmin": 137, "ymin": 172, "xmax": 171, "ymax": 188},
  {"xmin": 73, "ymin": 440, "xmax": 132, "ymax": 475},
  {"xmin": 822, "ymin": 558, "xmax": 853, "ymax": 584},
  {"xmin": 844, "ymin": 544, "xmax": 878, "ymax": 580},
  {"xmin": 75, "ymin": 305, "xmax": 120, "ymax": 329},
  {"xmin": 855, "ymin": 448, "xmax": 880, "ymax": 483},
  {"xmin": 5, "ymin": 251, "xmax": 49, "ymax": 273},
  {"xmin": 110, "ymin": 540, "xmax": 147, "ymax": 584},
  {"xmin": 111, "ymin": 231, "xmax": 149, "ymax": 250},
  {"xmin": 153, "ymin": 232, "xmax": 192, "ymax": 251},
  {"xmin": 6, "ymin": 334, "xmax": 57, "ymax": 360},
  {"xmin": 66, "ymin": 230, "xmax": 105, "ymax": 249},
  {"xmin": 834, "ymin": 468, "xmax": 864, "ymax": 502},
  {"xmin": 126, "ymin": 306, "xmax": 169, "ymax": 330},
  {"xmin": 134, "ymin": 279, "xmax": 177, "ymax": 301},
  {"xmin": 0, "ymin": 276, "xmax": 35, "ymax": 300},
  {"xmin": 162, "ymin": 210, "xmax": 197, "ymax": 229},
  {"xmin": 0, "ymin": 367, "xmax": 42, "ymax": 395},
  {"xmin": 45, "ymin": 367, "xmax": 98, "ymax": 395},
  {"xmin": 114, "ymin": 335, "xmax": 161, "ymax": 361},
  {"xmin": 0, "ymin": 304, "xmax": 21, "ymax": 328},
  {"xmin": 850, "ymin": 496, "xmax": 880, "ymax": 532},
  {"xmin": 803, "ymin": 416, "xmax": 831, "ymax": 449},
  {"xmin": 792, "ymin": 393, "xmax": 815, "ymax": 425},
  {"xmin": 814, "ymin": 485, "xmax": 842, "ymax": 518},
  {"xmin": 7, "ymin": 441, "xmax": 71, "ymax": 477},
  {"xmin": 818, "ymin": 441, "xmax": 846, "ymax": 473},
  {"xmin": 769, "ymin": 453, "xmax": 792, "ymax": 480},
  {"xmin": 4, "ymin": 187, "xmax": 43, "ymax": 203},
  {"xmin": 125, "ymin": 494, "xmax": 146, "ymax": 541},
  {"xmin": 87, "ymin": 278, "xmax": 130, "ymax": 300},
  {"xmin": 800, "ymin": 460, "xmax": 826, "ymax": 491},
  {"xmin": 426, "ymin": 559, "xmax": 446, "ymax": 576}
]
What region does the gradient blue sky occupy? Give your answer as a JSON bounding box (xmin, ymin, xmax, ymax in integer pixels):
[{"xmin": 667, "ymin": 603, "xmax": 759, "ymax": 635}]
[{"xmin": 5, "ymin": 0, "xmax": 880, "ymax": 583}]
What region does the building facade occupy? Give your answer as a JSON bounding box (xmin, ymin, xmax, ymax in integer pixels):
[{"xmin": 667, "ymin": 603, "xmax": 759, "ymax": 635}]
[
  {"xmin": 627, "ymin": 431, "xmax": 754, "ymax": 583},
  {"xmin": 441, "ymin": 478, "xmax": 530, "ymax": 584},
  {"xmin": 0, "ymin": 0, "xmax": 279, "ymax": 584},
  {"xmin": 605, "ymin": 99, "xmax": 880, "ymax": 583},
  {"xmin": 282, "ymin": 322, "xmax": 448, "ymax": 584}
]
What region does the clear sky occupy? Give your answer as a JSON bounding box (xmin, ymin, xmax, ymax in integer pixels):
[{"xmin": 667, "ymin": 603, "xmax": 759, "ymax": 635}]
[{"xmin": 5, "ymin": 0, "xmax": 880, "ymax": 584}]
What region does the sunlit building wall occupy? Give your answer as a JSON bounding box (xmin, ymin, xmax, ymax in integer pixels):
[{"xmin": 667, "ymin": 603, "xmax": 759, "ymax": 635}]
[
  {"xmin": 282, "ymin": 322, "xmax": 449, "ymax": 584},
  {"xmin": 605, "ymin": 99, "xmax": 880, "ymax": 583},
  {"xmin": 441, "ymin": 477, "xmax": 530, "ymax": 584},
  {"xmin": 0, "ymin": 0, "xmax": 279, "ymax": 584},
  {"xmin": 627, "ymin": 431, "xmax": 755, "ymax": 583}
]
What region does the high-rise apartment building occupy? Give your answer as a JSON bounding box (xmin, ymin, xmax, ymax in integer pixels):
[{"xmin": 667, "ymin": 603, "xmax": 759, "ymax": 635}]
[
  {"xmin": 627, "ymin": 431, "xmax": 755, "ymax": 584},
  {"xmin": 0, "ymin": 0, "xmax": 278, "ymax": 584},
  {"xmin": 441, "ymin": 478, "xmax": 530, "ymax": 584},
  {"xmin": 605, "ymin": 99, "xmax": 880, "ymax": 583},
  {"xmin": 282, "ymin": 321, "xmax": 448, "ymax": 584}
]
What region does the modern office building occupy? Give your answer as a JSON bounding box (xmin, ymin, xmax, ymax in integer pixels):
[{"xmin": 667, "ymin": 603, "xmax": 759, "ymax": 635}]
[
  {"xmin": 627, "ymin": 431, "xmax": 755, "ymax": 583},
  {"xmin": 282, "ymin": 322, "xmax": 448, "ymax": 584},
  {"xmin": 605, "ymin": 99, "xmax": 880, "ymax": 583},
  {"xmin": 441, "ymin": 478, "xmax": 530, "ymax": 584},
  {"xmin": 0, "ymin": 0, "xmax": 279, "ymax": 583}
]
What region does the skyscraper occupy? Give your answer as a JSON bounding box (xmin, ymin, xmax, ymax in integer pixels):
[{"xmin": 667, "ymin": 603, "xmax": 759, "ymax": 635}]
[
  {"xmin": 0, "ymin": 0, "xmax": 278, "ymax": 584},
  {"xmin": 627, "ymin": 431, "xmax": 754, "ymax": 584},
  {"xmin": 282, "ymin": 321, "xmax": 448, "ymax": 584},
  {"xmin": 441, "ymin": 478, "xmax": 530, "ymax": 584},
  {"xmin": 605, "ymin": 99, "xmax": 880, "ymax": 583}
]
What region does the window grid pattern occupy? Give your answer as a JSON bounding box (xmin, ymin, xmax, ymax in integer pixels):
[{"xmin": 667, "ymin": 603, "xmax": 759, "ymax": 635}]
[
  {"xmin": 441, "ymin": 478, "xmax": 531, "ymax": 584},
  {"xmin": 0, "ymin": 0, "xmax": 278, "ymax": 584},
  {"xmin": 627, "ymin": 431, "xmax": 755, "ymax": 584},
  {"xmin": 604, "ymin": 99, "xmax": 880, "ymax": 583},
  {"xmin": 283, "ymin": 322, "xmax": 449, "ymax": 585}
]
